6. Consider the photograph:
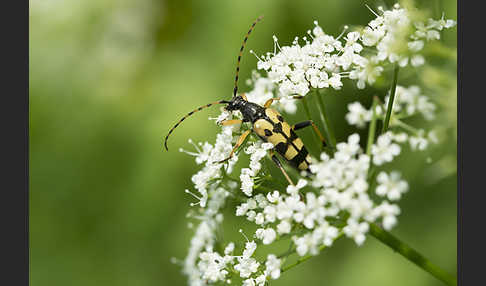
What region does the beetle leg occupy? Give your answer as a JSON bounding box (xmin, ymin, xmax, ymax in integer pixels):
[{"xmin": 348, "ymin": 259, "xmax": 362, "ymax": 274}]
[
  {"xmin": 217, "ymin": 129, "xmax": 251, "ymax": 163},
  {"xmin": 269, "ymin": 150, "xmax": 295, "ymax": 186},
  {"xmin": 263, "ymin": 96, "xmax": 305, "ymax": 108},
  {"xmin": 219, "ymin": 119, "xmax": 243, "ymax": 126},
  {"xmin": 292, "ymin": 120, "xmax": 327, "ymax": 147}
]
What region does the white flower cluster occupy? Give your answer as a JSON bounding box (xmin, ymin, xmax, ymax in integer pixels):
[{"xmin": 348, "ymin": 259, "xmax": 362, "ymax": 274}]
[
  {"xmin": 181, "ymin": 121, "xmax": 411, "ymax": 284},
  {"xmin": 235, "ymin": 134, "xmax": 405, "ymax": 253},
  {"xmin": 188, "ymin": 227, "xmax": 284, "ymax": 285},
  {"xmin": 247, "ymin": 4, "xmax": 455, "ymax": 95},
  {"xmin": 245, "ymin": 71, "xmax": 298, "ymax": 114},
  {"xmin": 178, "ymin": 4, "xmax": 455, "ymax": 285},
  {"xmin": 350, "ymin": 4, "xmax": 456, "ymax": 89},
  {"xmin": 181, "ymin": 126, "xmax": 239, "ymax": 207},
  {"xmin": 309, "ymin": 134, "xmax": 405, "ymax": 238},
  {"xmin": 180, "ymin": 122, "xmax": 412, "ymax": 285},
  {"xmin": 183, "ymin": 186, "xmax": 232, "ymax": 286},
  {"xmin": 240, "ymin": 141, "xmax": 274, "ymax": 196},
  {"xmin": 345, "ymin": 85, "xmax": 439, "ymax": 153},
  {"xmin": 346, "ymin": 85, "xmax": 436, "ymax": 129},
  {"xmin": 386, "ymin": 85, "xmax": 436, "ymax": 120},
  {"xmin": 371, "ymin": 132, "xmax": 402, "ymax": 166},
  {"xmin": 345, "ymin": 101, "xmax": 372, "ymax": 128},
  {"xmin": 255, "ymin": 23, "xmax": 364, "ymax": 97}
]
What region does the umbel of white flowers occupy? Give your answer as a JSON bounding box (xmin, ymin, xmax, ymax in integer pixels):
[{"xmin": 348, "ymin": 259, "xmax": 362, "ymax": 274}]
[
  {"xmin": 177, "ymin": 4, "xmax": 455, "ymax": 286},
  {"xmin": 248, "ymin": 4, "xmax": 455, "ymax": 114}
]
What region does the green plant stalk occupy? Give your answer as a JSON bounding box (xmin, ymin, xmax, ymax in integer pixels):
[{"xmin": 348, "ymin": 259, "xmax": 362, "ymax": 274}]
[
  {"xmin": 394, "ymin": 118, "xmax": 421, "ymax": 135},
  {"xmin": 315, "ymin": 90, "xmax": 337, "ymax": 148},
  {"xmin": 369, "ymin": 223, "xmax": 457, "ymax": 286},
  {"xmin": 381, "ymin": 64, "xmax": 400, "ymax": 134},
  {"xmin": 301, "ymin": 96, "xmax": 322, "ymax": 148},
  {"xmin": 366, "ymin": 96, "xmax": 379, "ymax": 156}
]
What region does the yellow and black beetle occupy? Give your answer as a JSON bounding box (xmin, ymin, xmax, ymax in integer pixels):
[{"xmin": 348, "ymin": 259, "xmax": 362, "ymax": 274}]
[{"xmin": 164, "ymin": 16, "xmax": 326, "ymax": 185}]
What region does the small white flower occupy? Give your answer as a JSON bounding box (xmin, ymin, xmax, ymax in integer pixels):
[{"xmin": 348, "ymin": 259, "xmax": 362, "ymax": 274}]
[
  {"xmin": 224, "ymin": 242, "xmax": 235, "ymax": 255},
  {"xmin": 263, "ymin": 205, "xmax": 278, "ymax": 223},
  {"xmin": 411, "ymin": 55, "xmax": 425, "ymax": 67},
  {"xmin": 286, "ymin": 178, "xmax": 308, "ymax": 195},
  {"xmin": 371, "ymin": 132, "xmax": 401, "ymax": 165},
  {"xmin": 246, "ymin": 210, "xmax": 257, "ymax": 221},
  {"xmin": 335, "ymin": 133, "xmax": 361, "ymax": 162},
  {"xmin": 408, "ymin": 40, "xmax": 424, "ymax": 52},
  {"xmin": 346, "ymin": 102, "xmax": 372, "ymax": 128},
  {"xmin": 265, "ymin": 254, "xmax": 282, "ymax": 279},
  {"xmin": 243, "ymin": 241, "xmax": 257, "ymax": 258},
  {"xmin": 240, "ymin": 168, "xmax": 255, "ymax": 196},
  {"xmin": 266, "ymin": 191, "xmax": 280, "ymax": 203},
  {"xmin": 276, "ymin": 220, "xmax": 292, "ymax": 234},
  {"xmin": 293, "ymin": 235, "xmax": 311, "ymax": 256},
  {"xmin": 214, "ymin": 110, "xmax": 232, "ymax": 125},
  {"xmin": 254, "ymin": 194, "xmax": 269, "ymax": 208},
  {"xmin": 374, "ymin": 202, "xmax": 401, "ymax": 230},
  {"xmin": 329, "ymin": 73, "xmax": 343, "ymax": 89},
  {"xmin": 256, "ymin": 228, "xmax": 277, "ymax": 245},
  {"xmin": 292, "ymin": 231, "xmax": 321, "ymax": 256},
  {"xmin": 376, "ymin": 171, "xmax": 409, "ymax": 201},
  {"xmin": 343, "ymin": 219, "xmax": 369, "ymax": 246},
  {"xmin": 235, "ymin": 257, "xmax": 260, "ymax": 278},
  {"xmin": 198, "ymin": 251, "xmax": 229, "ymax": 282},
  {"xmin": 255, "ymin": 274, "xmax": 267, "ymax": 286},
  {"xmin": 236, "ymin": 203, "xmax": 249, "ymax": 216},
  {"xmin": 409, "ymin": 130, "xmax": 429, "ymax": 150},
  {"xmin": 392, "ymin": 132, "xmax": 408, "ymax": 143},
  {"xmin": 255, "ymin": 213, "xmax": 265, "ymax": 225}
]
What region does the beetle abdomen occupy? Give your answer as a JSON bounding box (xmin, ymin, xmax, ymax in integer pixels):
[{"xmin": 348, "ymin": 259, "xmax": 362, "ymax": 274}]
[{"xmin": 253, "ymin": 108, "xmax": 311, "ymax": 171}]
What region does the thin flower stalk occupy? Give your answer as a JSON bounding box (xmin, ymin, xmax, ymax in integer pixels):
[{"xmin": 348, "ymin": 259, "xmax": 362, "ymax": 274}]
[
  {"xmin": 369, "ymin": 223, "xmax": 457, "ymax": 286},
  {"xmin": 315, "ymin": 89, "xmax": 337, "ymax": 148},
  {"xmin": 366, "ymin": 96, "xmax": 380, "ymax": 156},
  {"xmin": 381, "ymin": 64, "xmax": 400, "ymax": 134},
  {"xmin": 301, "ymin": 96, "xmax": 323, "ymax": 148}
]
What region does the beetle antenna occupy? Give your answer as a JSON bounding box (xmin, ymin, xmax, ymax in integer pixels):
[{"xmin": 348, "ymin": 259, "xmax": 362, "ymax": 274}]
[
  {"xmin": 233, "ymin": 15, "xmax": 264, "ymax": 98},
  {"xmin": 164, "ymin": 100, "xmax": 230, "ymax": 151}
]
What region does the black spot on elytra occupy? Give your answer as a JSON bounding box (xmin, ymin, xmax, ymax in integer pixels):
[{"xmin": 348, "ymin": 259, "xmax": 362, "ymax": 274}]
[
  {"xmin": 264, "ymin": 129, "xmax": 273, "ymax": 137},
  {"xmin": 273, "ymin": 122, "xmax": 283, "ymax": 133},
  {"xmin": 275, "ymin": 142, "xmax": 288, "ymax": 155},
  {"xmin": 290, "ymin": 147, "xmax": 309, "ymax": 167},
  {"xmin": 277, "ymin": 115, "xmax": 284, "ymax": 122}
]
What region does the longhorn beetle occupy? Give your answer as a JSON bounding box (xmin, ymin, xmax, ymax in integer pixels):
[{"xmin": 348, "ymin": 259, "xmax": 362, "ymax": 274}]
[{"xmin": 164, "ymin": 16, "xmax": 326, "ymax": 185}]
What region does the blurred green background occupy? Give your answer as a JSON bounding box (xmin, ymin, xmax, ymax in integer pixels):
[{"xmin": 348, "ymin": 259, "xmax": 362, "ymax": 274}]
[{"xmin": 30, "ymin": 0, "xmax": 457, "ymax": 285}]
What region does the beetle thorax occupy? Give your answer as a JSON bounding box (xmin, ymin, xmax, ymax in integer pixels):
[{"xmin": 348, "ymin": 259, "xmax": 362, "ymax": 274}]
[
  {"xmin": 226, "ymin": 96, "xmax": 265, "ymax": 123},
  {"xmin": 239, "ymin": 102, "xmax": 265, "ymax": 122}
]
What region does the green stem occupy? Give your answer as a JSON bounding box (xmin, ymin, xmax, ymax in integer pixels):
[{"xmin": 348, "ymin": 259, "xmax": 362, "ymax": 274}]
[
  {"xmin": 366, "ymin": 96, "xmax": 379, "ymax": 156},
  {"xmin": 315, "ymin": 89, "xmax": 337, "ymax": 148},
  {"xmin": 394, "ymin": 119, "xmax": 421, "ymax": 135},
  {"xmin": 381, "ymin": 64, "xmax": 400, "ymax": 134},
  {"xmin": 301, "ymin": 96, "xmax": 322, "ymax": 148},
  {"xmin": 300, "ymin": 96, "xmax": 313, "ymax": 124},
  {"xmin": 369, "ymin": 223, "xmax": 457, "ymax": 286},
  {"xmin": 278, "ymin": 242, "xmax": 295, "ymax": 267}
]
